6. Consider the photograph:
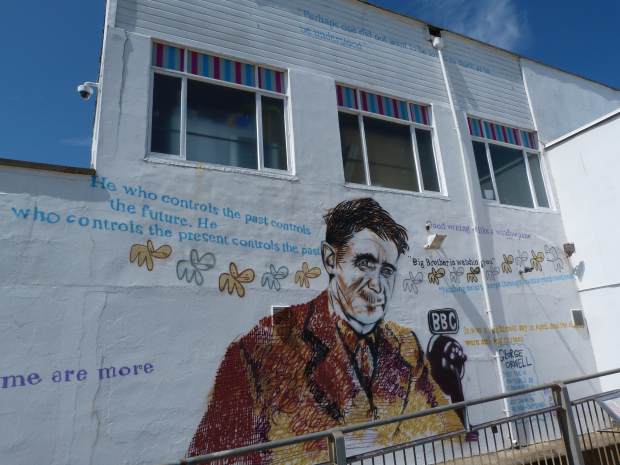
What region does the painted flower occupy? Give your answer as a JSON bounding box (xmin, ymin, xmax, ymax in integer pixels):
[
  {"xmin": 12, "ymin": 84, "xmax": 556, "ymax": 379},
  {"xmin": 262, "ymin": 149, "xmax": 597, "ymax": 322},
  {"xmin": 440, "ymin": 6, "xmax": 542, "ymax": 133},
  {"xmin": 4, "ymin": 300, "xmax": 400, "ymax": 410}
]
[
  {"xmin": 294, "ymin": 262, "xmax": 321, "ymax": 288},
  {"xmin": 485, "ymin": 265, "xmax": 500, "ymax": 282},
  {"xmin": 177, "ymin": 249, "xmax": 216, "ymax": 286},
  {"xmin": 129, "ymin": 240, "xmax": 172, "ymax": 272},
  {"xmin": 530, "ymin": 250, "xmax": 545, "ymax": 272},
  {"xmin": 515, "ymin": 250, "xmax": 529, "ymax": 269},
  {"xmin": 261, "ymin": 265, "xmax": 289, "ymax": 292},
  {"xmin": 544, "ymin": 245, "xmax": 564, "ymax": 272},
  {"xmin": 449, "ymin": 266, "xmax": 465, "ymax": 283},
  {"xmin": 428, "ymin": 267, "xmax": 446, "ymax": 285},
  {"xmin": 467, "ymin": 267, "xmax": 481, "ymax": 283},
  {"xmin": 403, "ymin": 271, "xmax": 424, "ymax": 294},
  {"xmin": 219, "ymin": 262, "xmax": 256, "ymax": 297},
  {"xmin": 501, "ymin": 254, "xmax": 514, "ymax": 274}
]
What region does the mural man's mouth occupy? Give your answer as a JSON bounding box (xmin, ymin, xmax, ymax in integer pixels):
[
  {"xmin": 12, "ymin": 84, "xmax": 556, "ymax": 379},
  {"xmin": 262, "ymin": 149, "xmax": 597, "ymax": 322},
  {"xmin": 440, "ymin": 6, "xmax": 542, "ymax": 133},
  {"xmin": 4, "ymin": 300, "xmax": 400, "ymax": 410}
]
[
  {"xmin": 361, "ymin": 298, "xmax": 385, "ymax": 309},
  {"xmin": 359, "ymin": 291, "xmax": 385, "ymax": 307}
]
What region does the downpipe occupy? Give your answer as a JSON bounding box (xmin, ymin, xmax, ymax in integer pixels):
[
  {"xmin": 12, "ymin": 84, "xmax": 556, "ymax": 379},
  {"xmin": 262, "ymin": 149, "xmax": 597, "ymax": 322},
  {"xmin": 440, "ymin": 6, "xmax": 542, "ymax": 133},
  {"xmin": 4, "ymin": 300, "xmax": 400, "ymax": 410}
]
[{"xmin": 431, "ymin": 34, "xmax": 513, "ymax": 423}]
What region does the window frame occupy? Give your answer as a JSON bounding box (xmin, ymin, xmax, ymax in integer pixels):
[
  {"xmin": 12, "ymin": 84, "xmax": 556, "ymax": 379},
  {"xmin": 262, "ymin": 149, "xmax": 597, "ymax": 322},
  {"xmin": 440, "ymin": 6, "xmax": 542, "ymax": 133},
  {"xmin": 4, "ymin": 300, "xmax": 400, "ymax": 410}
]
[
  {"xmin": 147, "ymin": 44, "xmax": 292, "ymax": 175},
  {"xmin": 336, "ymin": 85, "xmax": 446, "ymax": 196},
  {"xmin": 470, "ymin": 134, "xmax": 554, "ymax": 211}
]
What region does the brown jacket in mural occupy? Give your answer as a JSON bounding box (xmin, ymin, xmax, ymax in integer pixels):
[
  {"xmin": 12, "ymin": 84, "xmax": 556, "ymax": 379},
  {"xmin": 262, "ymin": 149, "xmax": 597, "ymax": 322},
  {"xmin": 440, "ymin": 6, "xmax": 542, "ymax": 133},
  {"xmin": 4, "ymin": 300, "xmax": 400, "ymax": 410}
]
[{"xmin": 187, "ymin": 291, "xmax": 462, "ymax": 464}]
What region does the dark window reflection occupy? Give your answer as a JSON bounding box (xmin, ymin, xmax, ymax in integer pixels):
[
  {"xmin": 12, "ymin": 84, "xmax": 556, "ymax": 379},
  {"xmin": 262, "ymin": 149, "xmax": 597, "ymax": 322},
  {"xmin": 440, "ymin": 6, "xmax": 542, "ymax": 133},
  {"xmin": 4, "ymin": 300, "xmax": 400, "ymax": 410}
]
[
  {"xmin": 262, "ymin": 97, "xmax": 287, "ymax": 171},
  {"xmin": 151, "ymin": 74, "xmax": 181, "ymax": 155},
  {"xmin": 415, "ymin": 129, "xmax": 440, "ymax": 192},
  {"xmin": 528, "ymin": 153, "xmax": 550, "ymax": 208},
  {"xmin": 186, "ymin": 80, "xmax": 257, "ymax": 169},
  {"xmin": 338, "ymin": 112, "xmax": 366, "ymax": 184},
  {"xmin": 472, "ymin": 141, "xmax": 495, "ymax": 200},
  {"xmin": 489, "ymin": 144, "xmax": 533, "ymax": 208},
  {"xmin": 364, "ymin": 117, "xmax": 418, "ymax": 191}
]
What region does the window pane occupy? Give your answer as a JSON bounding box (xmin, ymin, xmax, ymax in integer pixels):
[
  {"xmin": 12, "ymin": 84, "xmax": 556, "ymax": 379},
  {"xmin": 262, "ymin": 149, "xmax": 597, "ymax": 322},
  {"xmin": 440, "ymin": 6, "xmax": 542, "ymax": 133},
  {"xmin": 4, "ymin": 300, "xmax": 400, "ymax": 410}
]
[
  {"xmin": 472, "ymin": 141, "xmax": 495, "ymax": 200},
  {"xmin": 489, "ymin": 144, "xmax": 534, "ymax": 208},
  {"xmin": 186, "ymin": 80, "xmax": 257, "ymax": 169},
  {"xmin": 415, "ymin": 129, "xmax": 440, "ymax": 192},
  {"xmin": 528, "ymin": 153, "xmax": 550, "ymax": 208},
  {"xmin": 151, "ymin": 74, "xmax": 181, "ymax": 155},
  {"xmin": 338, "ymin": 112, "xmax": 366, "ymax": 184},
  {"xmin": 262, "ymin": 97, "xmax": 287, "ymax": 170},
  {"xmin": 364, "ymin": 117, "xmax": 418, "ymax": 191}
]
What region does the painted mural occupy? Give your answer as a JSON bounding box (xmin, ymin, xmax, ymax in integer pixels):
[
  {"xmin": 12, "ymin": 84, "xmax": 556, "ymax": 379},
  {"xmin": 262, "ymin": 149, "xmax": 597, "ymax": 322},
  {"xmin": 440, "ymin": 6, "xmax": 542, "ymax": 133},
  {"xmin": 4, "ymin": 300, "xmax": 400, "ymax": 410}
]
[
  {"xmin": 0, "ymin": 0, "xmax": 609, "ymax": 461},
  {"xmin": 1, "ymin": 172, "xmax": 594, "ymax": 465},
  {"xmin": 185, "ymin": 198, "xmax": 466, "ymax": 464}
]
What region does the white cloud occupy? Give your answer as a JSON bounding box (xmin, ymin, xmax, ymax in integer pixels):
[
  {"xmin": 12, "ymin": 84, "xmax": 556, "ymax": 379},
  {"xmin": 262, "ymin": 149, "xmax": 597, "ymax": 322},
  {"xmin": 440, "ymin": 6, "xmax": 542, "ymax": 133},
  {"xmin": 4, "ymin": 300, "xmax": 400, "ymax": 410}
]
[
  {"xmin": 409, "ymin": 0, "xmax": 528, "ymax": 51},
  {"xmin": 60, "ymin": 136, "xmax": 92, "ymax": 147}
]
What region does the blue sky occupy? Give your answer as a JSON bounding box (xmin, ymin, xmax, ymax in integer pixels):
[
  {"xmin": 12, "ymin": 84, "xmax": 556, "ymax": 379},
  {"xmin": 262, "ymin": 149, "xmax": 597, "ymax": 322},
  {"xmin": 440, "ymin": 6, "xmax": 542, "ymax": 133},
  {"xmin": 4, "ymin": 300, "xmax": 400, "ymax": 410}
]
[{"xmin": 1, "ymin": 0, "xmax": 618, "ymax": 168}]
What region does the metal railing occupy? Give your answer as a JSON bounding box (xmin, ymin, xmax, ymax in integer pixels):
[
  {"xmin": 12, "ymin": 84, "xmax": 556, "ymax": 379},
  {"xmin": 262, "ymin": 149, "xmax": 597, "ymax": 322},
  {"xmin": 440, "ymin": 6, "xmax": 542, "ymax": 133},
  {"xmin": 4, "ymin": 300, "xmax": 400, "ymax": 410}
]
[
  {"xmin": 572, "ymin": 389, "xmax": 620, "ymax": 465},
  {"xmin": 161, "ymin": 368, "xmax": 620, "ymax": 465}
]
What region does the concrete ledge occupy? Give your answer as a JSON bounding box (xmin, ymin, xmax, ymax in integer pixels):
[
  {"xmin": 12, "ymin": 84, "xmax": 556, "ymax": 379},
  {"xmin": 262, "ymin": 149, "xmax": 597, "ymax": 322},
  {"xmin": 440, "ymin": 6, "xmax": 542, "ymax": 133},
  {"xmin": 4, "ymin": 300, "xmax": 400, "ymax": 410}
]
[{"xmin": 0, "ymin": 157, "xmax": 96, "ymax": 176}]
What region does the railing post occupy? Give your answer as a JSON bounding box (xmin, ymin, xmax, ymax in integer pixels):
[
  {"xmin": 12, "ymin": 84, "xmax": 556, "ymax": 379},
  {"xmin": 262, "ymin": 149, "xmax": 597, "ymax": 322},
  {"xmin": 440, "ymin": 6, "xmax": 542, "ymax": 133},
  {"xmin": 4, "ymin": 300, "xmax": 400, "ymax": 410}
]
[
  {"xmin": 553, "ymin": 383, "xmax": 585, "ymax": 465},
  {"xmin": 328, "ymin": 430, "xmax": 347, "ymax": 465}
]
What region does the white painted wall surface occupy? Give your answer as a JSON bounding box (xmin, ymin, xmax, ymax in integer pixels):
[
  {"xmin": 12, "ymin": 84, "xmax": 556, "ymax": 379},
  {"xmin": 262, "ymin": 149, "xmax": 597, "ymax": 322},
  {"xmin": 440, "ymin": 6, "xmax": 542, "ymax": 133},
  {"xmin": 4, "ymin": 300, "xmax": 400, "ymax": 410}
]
[
  {"xmin": 522, "ymin": 59, "xmax": 620, "ymax": 143},
  {"xmin": 0, "ymin": 1, "xmax": 608, "ymax": 463},
  {"xmin": 546, "ymin": 113, "xmax": 620, "ymax": 390},
  {"xmin": 580, "ymin": 289, "xmax": 620, "ymax": 391},
  {"xmin": 116, "ymin": 0, "xmax": 450, "ymax": 106},
  {"xmin": 443, "ymin": 32, "xmax": 534, "ymax": 130}
]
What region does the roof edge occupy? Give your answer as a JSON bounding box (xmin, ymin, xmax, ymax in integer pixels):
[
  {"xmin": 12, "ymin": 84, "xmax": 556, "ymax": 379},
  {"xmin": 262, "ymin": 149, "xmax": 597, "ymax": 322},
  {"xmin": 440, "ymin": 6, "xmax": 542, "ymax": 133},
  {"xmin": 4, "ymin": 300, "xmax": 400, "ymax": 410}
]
[
  {"xmin": 0, "ymin": 157, "xmax": 96, "ymax": 175},
  {"xmin": 355, "ymin": 0, "xmax": 620, "ymax": 92},
  {"xmin": 546, "ymin": 108, "xmax": 620, "ymax": 149}
]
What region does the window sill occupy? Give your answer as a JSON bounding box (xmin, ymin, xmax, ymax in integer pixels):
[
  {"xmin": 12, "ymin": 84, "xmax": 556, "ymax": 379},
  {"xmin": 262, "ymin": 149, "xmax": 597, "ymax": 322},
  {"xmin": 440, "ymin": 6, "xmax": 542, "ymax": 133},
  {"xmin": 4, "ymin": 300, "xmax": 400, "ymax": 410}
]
[
  {"xmin": 145, "ymin": 155, "xmax": 299, "ymax": 182},
  {"xmin": 344, "ymin": 182, "xmax": 449, "ymax": 200},
  {"xmin": 482, "ymin": 200, "xmax": 558, "ymax": 214}
]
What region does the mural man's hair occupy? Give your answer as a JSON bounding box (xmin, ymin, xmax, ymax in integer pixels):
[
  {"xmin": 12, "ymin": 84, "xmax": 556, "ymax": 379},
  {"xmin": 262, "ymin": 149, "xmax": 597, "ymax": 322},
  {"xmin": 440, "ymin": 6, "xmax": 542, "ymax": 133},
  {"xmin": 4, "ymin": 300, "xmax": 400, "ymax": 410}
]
[{"xmin": 324, "ymin": 198, "xmax": 409, "ymax": 257}]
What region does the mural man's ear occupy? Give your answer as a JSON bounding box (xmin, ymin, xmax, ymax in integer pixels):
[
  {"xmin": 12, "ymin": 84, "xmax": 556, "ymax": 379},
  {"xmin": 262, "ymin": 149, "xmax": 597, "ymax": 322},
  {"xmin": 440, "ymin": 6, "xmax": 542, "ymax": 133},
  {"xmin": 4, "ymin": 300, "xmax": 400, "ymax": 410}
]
[{"xmin": 321, "ymin": 241, "xmax": 337, "ymax": 275}]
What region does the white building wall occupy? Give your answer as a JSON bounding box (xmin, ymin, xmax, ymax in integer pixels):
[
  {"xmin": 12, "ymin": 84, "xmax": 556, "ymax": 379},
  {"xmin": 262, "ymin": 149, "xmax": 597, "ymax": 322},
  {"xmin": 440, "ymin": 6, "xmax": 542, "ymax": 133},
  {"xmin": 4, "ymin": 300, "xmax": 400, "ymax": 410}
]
[
  {"xmin": 115, "ymin": 0, "xmax": 450, "ymax": 105},
  {"xmin": 546, "ymin": 113, "xmax": 620, "ymax": 390},
  {"xmin": 522, "ymin": 59, "xmax": 620, "ymax": 143},
  {"xmin": 0, "ymin": 1, "xmax": 608, "ymax": 464}
]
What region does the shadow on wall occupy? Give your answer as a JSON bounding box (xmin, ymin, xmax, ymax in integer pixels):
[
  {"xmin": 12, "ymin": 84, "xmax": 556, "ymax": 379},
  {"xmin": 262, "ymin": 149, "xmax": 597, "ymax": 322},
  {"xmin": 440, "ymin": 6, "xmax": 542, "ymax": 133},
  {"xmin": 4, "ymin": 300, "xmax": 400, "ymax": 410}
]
[
  {"xmin": 573, "ymin": 261, "xmax": 586, "ymax": 282},
  {"xmin": 445, "ymin": 59, "xmax": 481, "ymax": 116}
]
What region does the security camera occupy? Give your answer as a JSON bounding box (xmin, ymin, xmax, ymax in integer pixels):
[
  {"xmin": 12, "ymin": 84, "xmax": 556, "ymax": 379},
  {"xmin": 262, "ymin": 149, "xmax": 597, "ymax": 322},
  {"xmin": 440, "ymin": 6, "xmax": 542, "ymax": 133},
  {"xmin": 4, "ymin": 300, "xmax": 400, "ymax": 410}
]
[
  {"xmin": 77, "ymin": 84, "xmax": 93, "ymax": 100},
  {"xmin": 77, "ymin": 82, "xmax": 99, "ymax": 101}
]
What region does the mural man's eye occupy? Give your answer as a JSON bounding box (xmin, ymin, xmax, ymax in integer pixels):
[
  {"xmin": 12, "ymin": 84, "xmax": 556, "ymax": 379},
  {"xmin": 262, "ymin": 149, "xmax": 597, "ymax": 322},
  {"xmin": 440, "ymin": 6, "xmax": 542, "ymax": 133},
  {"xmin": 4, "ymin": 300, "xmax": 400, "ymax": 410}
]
[{"xmin": 381, "ymin": 267, "xmax": 395, "ymax": 278}]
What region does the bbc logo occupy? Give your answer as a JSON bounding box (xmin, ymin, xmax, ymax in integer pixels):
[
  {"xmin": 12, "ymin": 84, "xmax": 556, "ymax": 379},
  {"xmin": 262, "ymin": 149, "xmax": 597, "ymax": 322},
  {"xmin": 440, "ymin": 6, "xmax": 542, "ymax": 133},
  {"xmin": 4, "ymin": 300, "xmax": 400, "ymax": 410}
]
[{"xmin": 427, "ymin": 308, "xmax": 459, "ymax": 335}]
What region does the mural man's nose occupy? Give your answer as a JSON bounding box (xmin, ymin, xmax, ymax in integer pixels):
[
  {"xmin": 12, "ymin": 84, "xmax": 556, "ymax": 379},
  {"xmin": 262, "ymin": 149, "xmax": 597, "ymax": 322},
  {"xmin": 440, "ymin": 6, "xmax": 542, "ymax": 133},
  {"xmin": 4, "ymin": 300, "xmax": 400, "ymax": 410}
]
[{"xmin": 367, "ymin": 276, "xmax": 382, "ymax": 294}]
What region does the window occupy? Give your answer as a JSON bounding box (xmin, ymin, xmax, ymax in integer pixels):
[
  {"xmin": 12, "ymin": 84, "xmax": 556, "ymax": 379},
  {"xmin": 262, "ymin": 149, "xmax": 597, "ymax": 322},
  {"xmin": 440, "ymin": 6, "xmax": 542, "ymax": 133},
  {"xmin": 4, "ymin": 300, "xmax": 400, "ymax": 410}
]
[
  {"xmin": 150, "ymin": 43, "xmax": 289, "ymax": 172},
  {"xmin": 468, "ymin": 117, "xmax": 550, "ymax": 209},
  {"xmin": 336, "ymin": 85, "xmax": 442, "ymax": 193}
]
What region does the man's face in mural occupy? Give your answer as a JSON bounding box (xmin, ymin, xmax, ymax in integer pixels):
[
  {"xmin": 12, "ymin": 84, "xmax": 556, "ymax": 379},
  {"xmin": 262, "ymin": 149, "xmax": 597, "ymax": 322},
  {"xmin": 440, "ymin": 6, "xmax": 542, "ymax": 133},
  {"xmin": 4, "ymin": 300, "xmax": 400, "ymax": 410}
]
[{"xmin": 322, "ymin": 228, "xmax": 400, "ymax": 334}]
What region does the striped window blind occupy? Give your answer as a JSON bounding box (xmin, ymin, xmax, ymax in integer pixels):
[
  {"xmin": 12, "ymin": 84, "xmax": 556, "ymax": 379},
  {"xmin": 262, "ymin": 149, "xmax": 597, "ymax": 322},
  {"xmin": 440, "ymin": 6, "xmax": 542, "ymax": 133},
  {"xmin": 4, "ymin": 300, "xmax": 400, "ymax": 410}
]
[
  {"xmin": 336, "ymin": 85, "xmax": 431, "ymax": 125},
  {"xmin": 153, "ymin": 43, "xmax": 185, "ymax": 72},
  {"xmin": 188, "ymin": 51, "xmax": 255, "ymax": 87},
  {"xmin": 360, "ymin": 90, "xmax": 409, "ymax": 121},
  {"xmin": 153, "ymin": 43, "xmax": 286, "ymax": 95},
  {"xmin": 468, "ymin": 116, "xmax": 538, "ymax": 150},
  {"xmin": 336, "ymin": 85, "xmax": 358, "ymax": 110},
  {"xmin": 258, "ymin": 67, "xmax": 286, "ymax": 93},
  {"xmin": 410, "ymin": 103, "xmax": 431, "ymax": 125}
]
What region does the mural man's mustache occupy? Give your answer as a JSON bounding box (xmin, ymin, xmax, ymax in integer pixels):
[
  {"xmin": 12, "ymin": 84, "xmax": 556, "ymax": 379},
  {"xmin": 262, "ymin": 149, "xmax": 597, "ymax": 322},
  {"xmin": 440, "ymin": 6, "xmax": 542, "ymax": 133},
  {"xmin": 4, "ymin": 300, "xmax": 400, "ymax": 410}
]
[{"xmin": 358, "ymin": 288, "xmax": 385, "ymax": 306}]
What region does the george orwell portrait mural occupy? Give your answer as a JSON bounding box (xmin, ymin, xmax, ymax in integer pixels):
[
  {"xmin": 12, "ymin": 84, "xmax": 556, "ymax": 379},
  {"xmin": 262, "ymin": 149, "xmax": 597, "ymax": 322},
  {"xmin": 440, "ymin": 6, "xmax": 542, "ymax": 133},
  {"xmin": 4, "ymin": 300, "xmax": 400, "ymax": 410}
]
[{"xmin": 188, "ymin": 198, "xmax": 467, "ymax": 464}]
